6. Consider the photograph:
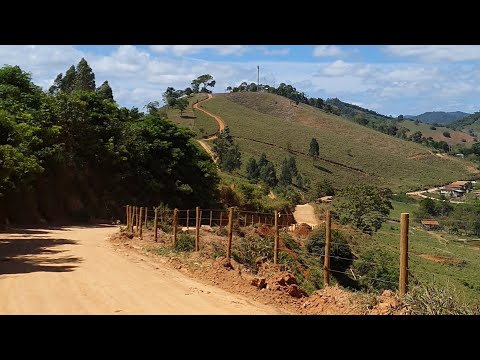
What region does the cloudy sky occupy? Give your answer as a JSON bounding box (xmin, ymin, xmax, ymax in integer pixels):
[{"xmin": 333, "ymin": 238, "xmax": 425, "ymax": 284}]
[{"xmin": 1, "ymin": 45, "xmax": 480, "ymax": 116}]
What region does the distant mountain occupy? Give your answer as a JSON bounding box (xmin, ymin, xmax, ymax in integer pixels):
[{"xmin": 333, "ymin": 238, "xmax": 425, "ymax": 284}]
[{"xmin": 405, "ymin": 111, "xmax": 470, "ymax": 125}]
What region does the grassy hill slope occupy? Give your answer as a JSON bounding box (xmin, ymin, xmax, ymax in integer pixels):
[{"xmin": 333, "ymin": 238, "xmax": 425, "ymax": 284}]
[{"xmin": 200, "ymin": 93, "xmax": 479, "ymax": 192}]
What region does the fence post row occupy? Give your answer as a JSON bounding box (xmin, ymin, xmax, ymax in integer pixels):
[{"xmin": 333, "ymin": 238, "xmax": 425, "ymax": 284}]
[
  {"xmin": 154, "ymin": 207, "xmax": 158, "ymax": 242},
  {"xmin": 323, "ymin": 210, "xmax": 332, "ymax": 286},
  {"xmin": 274, "ymin": 210, "xmax": 279, "ymax": 265},
  {"xmin": 226, "ymin": 207, "xmax": 234, "ymax": 260},
  {"xmin": 399, "ymin": 213, "xmax": 409, "ymax": 296}
]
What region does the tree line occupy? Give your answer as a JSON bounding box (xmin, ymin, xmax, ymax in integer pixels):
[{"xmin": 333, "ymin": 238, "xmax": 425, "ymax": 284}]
[{"xmin": 0, "ymin": 60, "xmax": 219, "ymax": 224}]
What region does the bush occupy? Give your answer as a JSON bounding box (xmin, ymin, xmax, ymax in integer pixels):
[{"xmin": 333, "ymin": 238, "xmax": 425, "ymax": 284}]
[
  {"xmin": 306, "ymin": 227, "xmax": 353, "ymax": 271},
  {"xmin": 353, "ymin": 248, "xmax": 399, "ymax": 291},
  {"xmin": 443, "ymin": 131, "xmax": 451, "ymax": 138},
  {"xmin": 430, "ymin": 125, "xmax": 436, "ymax": 130},
  {"xmin": 391, "ymin": 193, "xmax": 415, "ymax": 204},
  {"xmin": 176, "ymin": 233, "xmax": 195, "ymax": 252},
  {"xmin": 403, "ymin": 282, "xmax": 480, "ymax": 315},
  {"xmin": 278, "ymin": 252, "xmax": 296, "ymax": 272},
  {"xmin": 232, "ymin": 235, "xmax": 273, "ymax": 269}
]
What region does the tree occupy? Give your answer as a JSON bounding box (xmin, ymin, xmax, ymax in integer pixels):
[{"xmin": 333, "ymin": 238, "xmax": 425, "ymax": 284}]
[
  {"xmin": 287, "ymin": 156, "xmax": 298, "ymax": 178},
  {"xmin": 397, "ymin": 114, "xmax": 404, "ymax": 121},
  {"xmin": 174, "ymin": 97, "xmax": 189, "ymax": 116},
  {"xmin": 258, "ymin": 153, "xmax": 268, "ymax": 168},
  {"xmin": 308, "ymin": 138, "xmax": 320, "ymax": 159},
  {"xmin": 259, "ymin": 161, "xmax": 277, "ymax": 187},
  {"xmin": 213, "ymin": 128, "xmax": 242, "ymax": 172},
  {"xmin": 49, "ymin": 73, "xmax": 64, "ymax": 94},
  {"xmin": 443, "ymin": 131, "xmax": 451, "ymax": 138},
  {"xmin": 410, "ymin": 131, "xmax": 423, "ymax": 143},
  {"xmin": 313, "ymin": 179, "xmax": 335, "ymax": 198},
  {"xmin": 279, "ymin": 158, "xmax": 293, "ymax": 187},
  {"xmin": 74, "ymin": 58, "xmax": 95, "ymax": 91},
  {"xmin": 62, "ymin": 65, "xmax": 77, "ymax": 93},
  {"xmin": 184, "ymin": 87, "xmax": 193, "ymax": 96},
  {"xmin": 96, "ymin": 81, "xmax": 114, "ymax": 101},
  {"xmin": 296, "ymin": 174, "xmax": 304, "ymax": 189},
  {"xmin": 247, "ymin": 83, "xmax": 257, "ymax": 92},
  {"xmin": 246, "ymin": 157, "xmax": 259, "ymax": 180},
  {"xmin": 334, "ymin": 184, "xmax": 393, "ymax": 234},
  {"xmin": 191, "ymin": 74, "xmax": 215, "ymax": 93}
]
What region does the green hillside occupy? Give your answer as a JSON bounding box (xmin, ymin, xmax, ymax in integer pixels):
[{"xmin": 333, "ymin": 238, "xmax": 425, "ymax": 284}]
[
  {"xmin": 406, "ymin": 111, "xmax": 470, "ymax": 125},
  {"xmin": 200, "ymin": 92, "xmax": 479, "ymax": 192}
]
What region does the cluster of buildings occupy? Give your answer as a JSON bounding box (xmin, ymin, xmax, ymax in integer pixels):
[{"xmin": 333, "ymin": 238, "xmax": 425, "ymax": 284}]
[{"xmin": 439, "ymin": 181, "xmax": 474, "ymax": 199}]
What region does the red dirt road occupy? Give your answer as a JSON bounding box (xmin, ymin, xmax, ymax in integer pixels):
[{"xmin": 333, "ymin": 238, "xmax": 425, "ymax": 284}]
[
  {"xmin": 0, "ymin": 226, "xmax": 281, "ymax": 314},
  {"xmin": 194, "ymin": 94, "xmax": 225, "ymax": 162}
]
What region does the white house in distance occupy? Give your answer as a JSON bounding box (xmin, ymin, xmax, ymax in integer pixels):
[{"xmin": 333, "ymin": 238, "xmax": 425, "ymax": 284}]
[{"xmin": 440, "ymin": 181, "xmax": 472, "ymax": 198}]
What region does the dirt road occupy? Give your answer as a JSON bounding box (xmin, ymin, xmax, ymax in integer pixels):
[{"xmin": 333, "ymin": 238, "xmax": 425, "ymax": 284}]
[
  {"xmin": 0, "ymin": 226, "xmax": 280, "ymax": 315},
  {"xmin": 194, "ymin": 94, "xmax": 226, "ymax": 163},
  {"xmin": 292, "ymin": 204, "xmax": 321, "ymax": 227}
]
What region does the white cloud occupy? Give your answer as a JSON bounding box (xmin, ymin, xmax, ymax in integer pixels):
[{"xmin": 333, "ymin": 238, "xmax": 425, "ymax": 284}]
[
  {"xmin": 313, "ymin": 45, "xmax": 346, "ymax": 57},
  {"xmin": 262, "ymin": 47, "xmax": 290, "ymax": 56},
  {"xmin": 3, "ymin": 45, "xmax": 480, "ymax": 116},
  {"xmin": 149, "ymin": 45, "xmax": 247, "ymax": 56},
  {"xmin": 384, "ymin": 45, "xmax": 480, "ymax": 62}
]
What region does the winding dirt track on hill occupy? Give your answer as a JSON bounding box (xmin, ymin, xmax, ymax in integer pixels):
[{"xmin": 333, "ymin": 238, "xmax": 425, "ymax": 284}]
[
  {"xmin": 0, "ymin": 226, "xmax": 280, "ymax": 314},
  {"xmin": 194, "ymin": 94, "xmax": 225, "ymax": 163}
]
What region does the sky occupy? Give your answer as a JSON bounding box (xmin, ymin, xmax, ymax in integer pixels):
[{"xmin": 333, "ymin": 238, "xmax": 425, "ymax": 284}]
[{"xmin": 1, "ymin": 45, "xmax": 480, "ymax": 116}]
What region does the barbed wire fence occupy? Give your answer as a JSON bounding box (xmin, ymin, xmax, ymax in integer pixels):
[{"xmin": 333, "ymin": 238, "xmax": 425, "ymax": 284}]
[{"xmin": 122, "ymin": 204, "xmax": 480, "ymax": 299}]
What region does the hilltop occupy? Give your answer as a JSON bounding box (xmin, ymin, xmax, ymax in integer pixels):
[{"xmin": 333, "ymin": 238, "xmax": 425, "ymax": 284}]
[
  {"xmin": 406, "ymin": 111, "xmax": 470, "ymax": 125},
  {"xmin": 198, "ymin": 92, "xmax": 479, "ymax": 192}
]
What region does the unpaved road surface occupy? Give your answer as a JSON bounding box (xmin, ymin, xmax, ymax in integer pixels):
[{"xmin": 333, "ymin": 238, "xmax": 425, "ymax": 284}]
[
  {"xmin": 293, "ymin": 204, "xmax": 321, "ymax": 227},
  {"xmin": 0, "ymin": 226, "xmax": 280, "ymax": 315},
  {"xmin": 194, "ymin": 94, "xmax": 225, "ymax": 163}
]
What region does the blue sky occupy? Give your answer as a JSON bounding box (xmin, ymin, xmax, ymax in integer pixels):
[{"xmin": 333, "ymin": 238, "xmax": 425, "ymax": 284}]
[{"xmin": 2, "ymin": 45, "xmax": 480, "ymax": 116}]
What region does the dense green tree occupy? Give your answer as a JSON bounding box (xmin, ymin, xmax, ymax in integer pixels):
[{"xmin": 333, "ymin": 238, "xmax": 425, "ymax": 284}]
[
  {"xmin": 259, "ymin": 161, "xmax": 277, "ymax": 187},
  {"xmin": 313, "ymin": 179, "xmax": 335, "ymax": 198},
  {"xmin": 213, "ymin": 128, "xmax": 242, "ymax": 172},
  {"xmin": 191, "ymin": 74, "xmax": 215, "ymax": 93},
  {"xmin": 334, "ymin": 184, "xmax": 393, "ymax": 234},
  {"xmin": 62, "ymin": 65, "xmax": 77, "ymax": 93},
  {"xmin": 258, "ymin": 153, "xmax": 268, "ymax": 168},
  {"xmin": 279, "ymin": 158, "xmax": 292, "ymax": 187},
  {"xmin": 74, "ymin": 58, "xmax": 96, "ymax": 91},
  {"xmin": 308, "ymin": 138, "xmax": 320, "ymax": 159},
  {"xmin": 246, "ymin": 157, "xmax": 259, "ymax": 180},
  {"xmin": 96, "ymin": 81, "xmax": 114, "ymax": 101},
  {"xmin": 287, "ymin": 156, "xmax": 298, "ymax": 177},
  {"xmin": 174, "ymin": 97, "xmax": 189, "ymax": 116}
]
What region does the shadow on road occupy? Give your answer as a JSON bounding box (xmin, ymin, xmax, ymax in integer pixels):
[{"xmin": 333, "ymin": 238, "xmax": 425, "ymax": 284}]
[{"xmin": 0, "ymin": 237, "xmax": 82, "ymax": 275}]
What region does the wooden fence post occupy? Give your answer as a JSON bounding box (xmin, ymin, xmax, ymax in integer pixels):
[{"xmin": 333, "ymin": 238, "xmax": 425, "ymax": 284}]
[
  {"xmin": 144, "ymin": 207, "xmax": 148, "ymax": 229},
  {"xmin": 173, "ymin": 208, "xmax": 178, "ymax": 248},
  {"xmin": 220, "ymin": 211, "xmax": 223, "ymax": 228},
  {"xmin": 399, "ymin": 213, "xmax": 409, "ymax": 296},
  {"xmin": 244, "ymin": 213, "xmax": 247, "ymax": 227},
  {"xmin": 323, "ymin": 210, "xmax": 332, "ymax": 286},
  {"xmin": 139, "ymin": 207, "xmax": 143, "ymax": 238},
  {"xmin": 129, "ymin": 206, "xmax": 133, "ymax": 232},
  {"xmin": 251, "ymin": 214, "xmax": 254, "ymax": 226},
  {"xmin": 132, "ymin": 206, "xmax": 136, "ymax": 233},
  {"xmin": 227, "ymin": 207, "xmax": 234, "ymax": 260},
  {"xmin": 187, "ymin": 209, "xmax": 190, "ymax": 232},
  {"xmin": 136, "ymin": 207, "xmax": 140, "ymax": 233},
  {"xmin": 210, "ymin": 210, "xmax": 213, "ymax": 227},
  {"xmin": 126, "ymin": 205, "xmax": 129, "ymax": 228},
  {"xmin": 154, "ymin": 207, "xmax": 158, "ymax": 242},
  {"xmin": 195, "ymin": 207, "xmax": 200, "ymax": 252},
  {"xmin": 274, "ymin": 210, "xmax": 279, "ymax": 265}
]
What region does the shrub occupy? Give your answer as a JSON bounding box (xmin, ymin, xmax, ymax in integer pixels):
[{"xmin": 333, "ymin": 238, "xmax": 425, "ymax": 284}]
[
  {"xmin": 278, "ymin": 252, "xmax": 296, "ymax": 272},
  {"xmin": 403, "ymin": 282, "xmax": 480, "ymax": 315},
  {"xmin": 232, "ymin": 235, "xmax": 273, "ymax": 269},
  {"xmin": 443, "ymin": 131, "xmax": 451, "ymax": 138},
  {"xmin": 306, "ymin": 227, "xmax": 353, "ymax": 271},
  {"xmin": 176, "ymin": 233, "xmax": 195, "ymax": 252},
  {"xmin": 391, "ymin": 193, "xmax": 415, "ymax": 204},
  {"xmin": 353, "ymin": 248, "xmax": 399, "ymax": 291},
  {"xmin": 430, "ymin": 125, "xmax": 436, "ymax": 130}
]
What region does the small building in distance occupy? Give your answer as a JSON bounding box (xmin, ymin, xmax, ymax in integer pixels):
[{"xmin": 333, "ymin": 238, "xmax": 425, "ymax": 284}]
[
  {"xmin": 319, "ymin": 196, "xmax": 333, "ymax": 203},
  {"xmin": 439, "ymin": 181, "xmax": 472, "ymax": 198},
  {"xmin": 421, "ymin": 219, "xmax": 441, "ymax": 231}
]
